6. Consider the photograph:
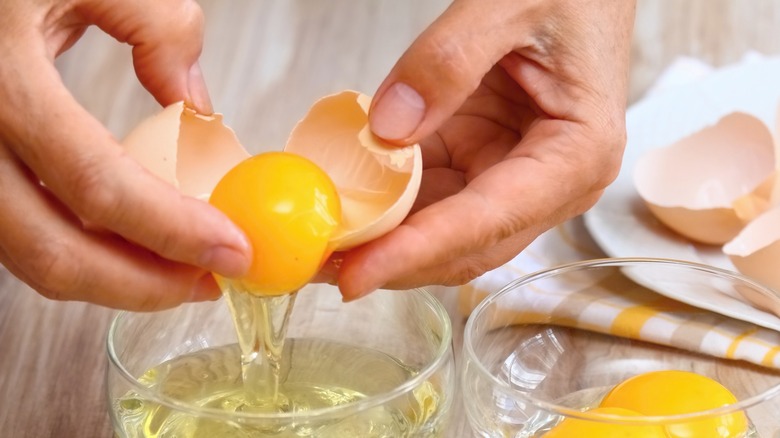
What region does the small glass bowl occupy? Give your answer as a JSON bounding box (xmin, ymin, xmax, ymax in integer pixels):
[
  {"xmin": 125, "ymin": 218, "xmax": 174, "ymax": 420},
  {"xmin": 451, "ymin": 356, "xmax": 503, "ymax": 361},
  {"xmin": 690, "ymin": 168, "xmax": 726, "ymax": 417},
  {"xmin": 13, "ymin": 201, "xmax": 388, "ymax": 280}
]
[
  {"xmin": 462, "ymin": 258, "xmax": 780, "ymax": 437},
  {"xmin": 107, "ymin": 284, "xmax": 455, "ymax": 437}
]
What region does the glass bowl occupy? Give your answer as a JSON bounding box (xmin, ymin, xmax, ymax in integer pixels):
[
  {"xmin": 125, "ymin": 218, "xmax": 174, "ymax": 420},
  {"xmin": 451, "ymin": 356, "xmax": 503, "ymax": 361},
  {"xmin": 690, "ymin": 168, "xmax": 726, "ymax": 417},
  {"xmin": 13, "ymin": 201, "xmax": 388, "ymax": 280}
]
[
  {"xmin": 107, "ymin": 284, "xmax": 454, "ymax": 437},
  {"xmin": 462, "ymin": 257, "xmax": 780, "ymax": 437}
]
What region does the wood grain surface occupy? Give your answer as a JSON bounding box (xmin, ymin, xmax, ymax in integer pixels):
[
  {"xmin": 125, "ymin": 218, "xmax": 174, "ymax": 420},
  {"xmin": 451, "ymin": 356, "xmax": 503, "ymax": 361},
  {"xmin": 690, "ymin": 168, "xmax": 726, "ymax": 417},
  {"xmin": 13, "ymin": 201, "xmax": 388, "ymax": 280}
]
[{"xmin": 2, "ymin": 1, "xmax": 780, "ymax": 436}]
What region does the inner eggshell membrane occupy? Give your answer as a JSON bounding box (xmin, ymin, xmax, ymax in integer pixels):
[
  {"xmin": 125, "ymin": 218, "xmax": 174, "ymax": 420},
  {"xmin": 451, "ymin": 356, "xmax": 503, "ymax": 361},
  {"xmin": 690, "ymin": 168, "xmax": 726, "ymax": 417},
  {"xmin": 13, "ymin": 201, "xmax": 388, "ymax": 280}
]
[
  {"xmin": 121, "ymin": 102, "xmax": 250, "ymax": 200},
  {"xmin": 284, "ymin": 91, "xmax": 422, "ymax": 250}
]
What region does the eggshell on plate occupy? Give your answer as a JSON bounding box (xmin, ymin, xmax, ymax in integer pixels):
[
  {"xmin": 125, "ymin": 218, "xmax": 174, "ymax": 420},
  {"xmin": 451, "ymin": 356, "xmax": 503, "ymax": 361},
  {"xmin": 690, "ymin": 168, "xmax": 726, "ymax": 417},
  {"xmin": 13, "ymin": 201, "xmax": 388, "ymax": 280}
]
[
  {"xmin": 121, "ymin": 102, "xmax": 250, "ymax": 199},
  {"xmin": 723, "ymin": 206, "xmax": 780, "ymax": 296},
  {"xmin": 634, "ymin": 112, "xmax": 776, "ymax": 245},
  {"xmin": 284, "ymin": 90, "xmax": 423, "ymax": 250}
]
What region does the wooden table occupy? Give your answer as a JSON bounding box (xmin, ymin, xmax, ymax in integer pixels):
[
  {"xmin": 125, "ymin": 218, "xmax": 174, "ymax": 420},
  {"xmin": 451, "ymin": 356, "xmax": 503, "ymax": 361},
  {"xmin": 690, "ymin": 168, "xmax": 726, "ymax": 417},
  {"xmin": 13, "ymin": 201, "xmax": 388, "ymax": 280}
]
[{"xmin": 3, "ymin": 1, "xmax": 780, "ymax": 436}]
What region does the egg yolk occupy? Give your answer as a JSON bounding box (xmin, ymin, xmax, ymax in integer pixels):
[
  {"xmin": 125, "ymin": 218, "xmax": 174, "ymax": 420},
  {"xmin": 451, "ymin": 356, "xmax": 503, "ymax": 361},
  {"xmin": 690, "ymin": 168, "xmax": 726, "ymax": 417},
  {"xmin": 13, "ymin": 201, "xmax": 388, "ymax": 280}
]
[
  {"xmin": 544, "ymin": 407, "xmax": 668, "ymax": 437},
  {"xmin": 209, "ymin": 151, "xmax": 341, "ymax": 295},
  {"xmin": 599, "ymin": 370, "xmax": 747, "ymax": 437}
]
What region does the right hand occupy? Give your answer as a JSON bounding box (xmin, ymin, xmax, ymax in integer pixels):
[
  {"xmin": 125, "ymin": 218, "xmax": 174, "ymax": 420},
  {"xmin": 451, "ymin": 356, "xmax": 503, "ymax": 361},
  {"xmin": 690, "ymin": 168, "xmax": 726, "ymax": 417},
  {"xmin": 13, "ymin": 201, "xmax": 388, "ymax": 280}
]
[{"xmin": 334, "ymin": 0, "xmax": 635, "ymax": 300}]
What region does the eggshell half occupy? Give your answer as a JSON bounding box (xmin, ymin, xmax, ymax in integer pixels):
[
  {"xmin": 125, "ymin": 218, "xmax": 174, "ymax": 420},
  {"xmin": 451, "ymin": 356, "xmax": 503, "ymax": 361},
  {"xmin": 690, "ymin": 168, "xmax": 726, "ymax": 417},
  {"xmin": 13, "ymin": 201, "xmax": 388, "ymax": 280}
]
[
  {"xmin": 122, "ymin": 102, "xmax": 250, "ymax": 199},
  {"xmin": 284, "ymin": 90, "xmax": 422, "ymax": 250},
  {"xmin": 723, "ymin": 206, "xmax": 780, "ymax": 296},
  {"xmin": 634, "ymin": 112, "xmax": 776, "ymax": 244}
]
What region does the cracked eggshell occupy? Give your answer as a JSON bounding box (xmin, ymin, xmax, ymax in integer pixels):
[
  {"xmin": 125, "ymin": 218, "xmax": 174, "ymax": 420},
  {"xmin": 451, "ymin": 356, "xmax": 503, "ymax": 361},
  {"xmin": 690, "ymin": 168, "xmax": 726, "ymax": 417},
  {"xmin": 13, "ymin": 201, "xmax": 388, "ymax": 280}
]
[
  {"xmin": 284, "ymin": 90, "xmax": 422, "ymax": 250},
  {"xmin": 634, "ymin": 112, "xmax": 776, "ymax": 245},
  {"xmin": 121, "ymin": 102, "xmax": 250, "ymax": 199},
  {"xmin": 724, "ymin": 206, "xmax": 780, "ymax": 294}
]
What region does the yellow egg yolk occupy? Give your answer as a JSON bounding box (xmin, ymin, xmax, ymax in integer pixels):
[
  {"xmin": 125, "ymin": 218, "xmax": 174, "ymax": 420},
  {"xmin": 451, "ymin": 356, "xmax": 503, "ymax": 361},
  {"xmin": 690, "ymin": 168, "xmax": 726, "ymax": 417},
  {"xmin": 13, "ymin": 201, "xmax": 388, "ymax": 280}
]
[
  {"xmin": 544, "ymin": 407, "xmax": 669, "ymax": 437},
  {"xmin": 209, "ymin": 151, "xmax": 341, "ymax": 295},
  {"xmin": 599, "ymin": 370, "xmax": 747, "ymax": 437}
]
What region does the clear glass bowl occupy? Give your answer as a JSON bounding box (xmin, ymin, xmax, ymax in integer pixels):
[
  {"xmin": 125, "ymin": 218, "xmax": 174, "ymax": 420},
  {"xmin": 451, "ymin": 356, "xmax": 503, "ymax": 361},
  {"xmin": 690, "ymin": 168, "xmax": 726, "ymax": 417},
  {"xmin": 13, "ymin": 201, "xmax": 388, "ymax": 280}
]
[
  {"xmin": 462, "ymin": 258, "xmax": 780, "ymax": 437},
  {"xmin": 107, "ymin": 284, "xmax": 454, "ymax": 437}
]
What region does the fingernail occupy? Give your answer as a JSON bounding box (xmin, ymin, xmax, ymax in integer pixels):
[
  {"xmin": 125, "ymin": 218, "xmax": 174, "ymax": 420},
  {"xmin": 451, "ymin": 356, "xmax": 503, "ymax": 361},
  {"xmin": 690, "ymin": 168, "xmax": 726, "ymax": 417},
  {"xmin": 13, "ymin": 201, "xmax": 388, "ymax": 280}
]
[
  {"xmin": 341, "ymin": 281, "xmax": 381, "ymax": 303},
  {"xmin": 341, "ymin": 289, "xmax": 371, "ymax": 303},
  {"xmin": 187, "ymin": 62, "xmax": 213, "ymax": 114},
  {"xmin": 369, "ymin": 82, "xmax": 425, "ymax": 140},
  {"xmin": 190, "ymin": 274, "xmax": 221, "ymax": 302}
]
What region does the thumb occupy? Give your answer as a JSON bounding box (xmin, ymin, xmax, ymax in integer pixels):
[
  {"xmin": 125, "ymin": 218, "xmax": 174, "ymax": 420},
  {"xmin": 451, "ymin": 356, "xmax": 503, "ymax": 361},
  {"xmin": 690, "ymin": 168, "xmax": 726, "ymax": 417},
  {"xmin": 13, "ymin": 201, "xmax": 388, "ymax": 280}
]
[
  {"xmin": 368, "ymin": 1, "xmax": 518, "ymax": 144},
  {"xmin": 79, "ymin": 0, "xmax": 212, "ymax": 113}
]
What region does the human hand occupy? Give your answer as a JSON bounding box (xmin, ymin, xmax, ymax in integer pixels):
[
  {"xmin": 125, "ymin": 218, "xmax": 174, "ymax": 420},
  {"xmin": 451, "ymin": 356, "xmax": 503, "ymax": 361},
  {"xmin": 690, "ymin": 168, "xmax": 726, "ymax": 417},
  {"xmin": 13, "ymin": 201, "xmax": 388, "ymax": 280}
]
[
  {"xmin": 335, "ymin": 0, "xmax": 636, "ymax": 300},
  {"xmin": 0, "ymin": 0, "xmax": 251, "ymax": 310}
]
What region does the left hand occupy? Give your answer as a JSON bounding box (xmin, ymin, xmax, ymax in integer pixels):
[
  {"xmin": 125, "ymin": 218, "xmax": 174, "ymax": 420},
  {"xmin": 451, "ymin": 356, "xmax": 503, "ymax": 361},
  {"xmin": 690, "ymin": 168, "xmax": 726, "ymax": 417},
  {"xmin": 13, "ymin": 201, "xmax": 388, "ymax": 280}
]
[{"xmin": 0, "ymin": 0, "xmax": 251, "ymax": 311}]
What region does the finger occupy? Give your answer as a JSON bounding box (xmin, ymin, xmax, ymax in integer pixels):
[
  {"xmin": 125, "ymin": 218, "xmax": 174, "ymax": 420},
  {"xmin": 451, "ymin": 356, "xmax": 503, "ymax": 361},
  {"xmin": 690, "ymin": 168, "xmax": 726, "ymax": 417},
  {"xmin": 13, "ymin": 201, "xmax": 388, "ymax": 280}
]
[
  {"xmin": 0, "ymin": 143, "xmax": 220, "ymax": 310},
  {"xmin": 0, "ymin": 240, "xmax": 220, "ymax": 310},
  {"xmin": 75, "ymin": 0, "xmax": 212, "ymax": 113},
  {"xmin": 0, "ymin": 53, "xmax": 251, "ymax": 279},
  {"xmin": 352, "ymin": 191, "xmax": 601, "ymax": 294},
  {"xmin": 337, "ymin": 129, "xmax": 606, "ymax": 300},
  {"xmin": 368, "ymin": 0, "xmax": 529, "ymax": 144}
]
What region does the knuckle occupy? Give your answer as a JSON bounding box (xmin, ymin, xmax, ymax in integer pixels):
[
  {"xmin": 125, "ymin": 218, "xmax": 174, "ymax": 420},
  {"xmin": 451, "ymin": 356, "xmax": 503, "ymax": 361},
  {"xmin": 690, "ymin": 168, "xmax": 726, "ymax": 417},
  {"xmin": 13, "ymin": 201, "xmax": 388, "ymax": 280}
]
[
  {"xmin": 477, "ymin": 194, "xmax": 527, "ymax": 246},
  {"xmin": 491, "ymin": 211, "xmax": 525, "ymax": 245},
  {"xmin": 418, "ymin": 34, "xmax": 475, "ymax": 87},
  {"xmin": 440, "ymin": 258, "xmax": 490, "ymax": 286},
  {"xmin": 24, "ymin": 237, "xmax": 83, "ymax": 299},
  {"xmin": 558, "ymin": 121, "xmax": 626, "ymax": 193},
  {"xmin": 170, "ymin": 0, "xmax": 205, "ymax": 35},
  {"xmin": 152, "ymin": 227, "xmax": 186, "ymax": 258},
  {"xmin": 427, "ymin": 35, "xmax": 465, "ymax": 66},
  {"xmin": 590, "ymin": 125, "xmax": 626, "ymax": 189},
  {"xmin": 66, "ymin": 157, "xmax": 124, "ymax": 225},
  {"xmin": 137, "ymin": 1, "xmax": 204, "ymax": 51}
]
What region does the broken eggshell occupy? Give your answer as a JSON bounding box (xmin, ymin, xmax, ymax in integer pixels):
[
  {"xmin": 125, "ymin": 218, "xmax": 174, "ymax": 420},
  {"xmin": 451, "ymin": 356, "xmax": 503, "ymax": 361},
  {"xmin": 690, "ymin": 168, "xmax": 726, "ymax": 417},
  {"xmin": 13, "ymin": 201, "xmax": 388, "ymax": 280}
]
[
  {"xmin": 284, "ymin": 90, "xmax": 423, "ymax": 250},
  {"xmin": 723, "ymin": 206, "xmax": 780, "ymax": 298},
  {"xmin": 122, "ymin": 92, "xmax": 422, "ymax": 253},
  {"xmin": 634, "ymin": 112, "xmax": 776, "ymax": 245},
  {"xmin": 121, "ymin": 102, "xmax": 250, "ymax": 200}
]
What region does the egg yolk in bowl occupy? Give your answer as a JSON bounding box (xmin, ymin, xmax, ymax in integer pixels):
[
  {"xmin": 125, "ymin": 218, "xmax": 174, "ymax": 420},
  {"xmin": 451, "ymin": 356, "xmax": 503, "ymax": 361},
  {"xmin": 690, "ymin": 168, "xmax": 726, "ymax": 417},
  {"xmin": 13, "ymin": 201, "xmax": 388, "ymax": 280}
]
[{"xmin": 545, "ymin": 370, "xmax": 747, "ymax": 437}]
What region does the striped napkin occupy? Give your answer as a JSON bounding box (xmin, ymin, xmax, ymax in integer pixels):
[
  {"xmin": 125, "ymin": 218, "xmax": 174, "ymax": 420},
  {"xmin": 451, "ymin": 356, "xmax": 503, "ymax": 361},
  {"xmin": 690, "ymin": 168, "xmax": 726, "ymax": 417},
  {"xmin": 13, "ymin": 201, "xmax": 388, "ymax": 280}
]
[{"xmin": 457, "ymin": 218, "xmax": 780, "ymax": 368}]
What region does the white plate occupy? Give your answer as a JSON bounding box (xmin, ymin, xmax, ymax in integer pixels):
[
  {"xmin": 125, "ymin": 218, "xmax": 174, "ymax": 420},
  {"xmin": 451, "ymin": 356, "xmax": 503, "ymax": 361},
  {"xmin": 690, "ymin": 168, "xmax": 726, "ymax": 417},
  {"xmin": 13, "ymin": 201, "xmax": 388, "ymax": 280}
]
[{"xmin": 583, "ymin": 56, "xmax": 780, "ymax": 331}]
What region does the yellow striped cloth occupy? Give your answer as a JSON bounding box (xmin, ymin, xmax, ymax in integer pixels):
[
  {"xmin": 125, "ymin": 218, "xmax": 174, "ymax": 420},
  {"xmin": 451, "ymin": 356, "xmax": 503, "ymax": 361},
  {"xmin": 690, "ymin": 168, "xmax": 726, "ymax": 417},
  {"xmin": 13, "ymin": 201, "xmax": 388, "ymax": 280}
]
[{"xmin": 457, "ymin": 218, "xmax": 780, "ymax": 368}]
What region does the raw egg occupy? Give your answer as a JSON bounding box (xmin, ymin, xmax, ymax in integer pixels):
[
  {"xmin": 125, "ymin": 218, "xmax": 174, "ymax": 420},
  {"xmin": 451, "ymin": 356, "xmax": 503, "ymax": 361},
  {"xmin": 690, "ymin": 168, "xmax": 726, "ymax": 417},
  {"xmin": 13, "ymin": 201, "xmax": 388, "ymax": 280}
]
[
  {"xmin": 209, "ymin": 152, "xmax": 341, "ymax": 295},
  {"xmin": 634, "ymin": 112, "xmax": 776, "ymax": 245},
  {"xmin": 121, "ymin": 91, "xmax": 422, "ymax": 295},
  {"xmin": 599, "ymin": 370, "xmax": 747, "ymax": 437}
]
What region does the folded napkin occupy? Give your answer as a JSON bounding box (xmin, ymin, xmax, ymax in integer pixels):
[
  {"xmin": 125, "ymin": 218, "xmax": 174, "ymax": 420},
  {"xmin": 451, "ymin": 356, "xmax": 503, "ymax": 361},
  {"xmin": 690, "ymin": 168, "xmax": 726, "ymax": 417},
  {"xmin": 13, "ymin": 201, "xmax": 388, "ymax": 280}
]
[{"xmin": 458, "ymin": 211, "xmax": 780, "ymax": 370}]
